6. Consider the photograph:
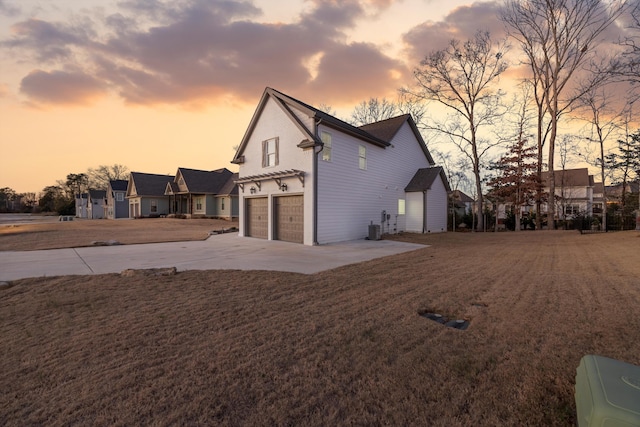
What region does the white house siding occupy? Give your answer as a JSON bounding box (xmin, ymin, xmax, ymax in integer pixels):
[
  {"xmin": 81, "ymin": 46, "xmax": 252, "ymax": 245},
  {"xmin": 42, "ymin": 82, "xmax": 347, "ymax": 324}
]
[
  {"xmin": 406, "ymin": 192, "xmax": 424, "ymax": 233},
  {"xmin": 425, "ymin": 176, "xmax": 448, "ymax": 233},
  {"xmin": 317, "ymin": 122, "xmax": 433, "ymax": 244},
  {"xmin": 237, "ymin": 97, "xmax": 315, "ymax": 244}
]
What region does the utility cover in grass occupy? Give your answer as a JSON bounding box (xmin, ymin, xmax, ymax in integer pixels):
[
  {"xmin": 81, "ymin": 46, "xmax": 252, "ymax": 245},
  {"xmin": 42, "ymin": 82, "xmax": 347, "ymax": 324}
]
[{"xmin": 419, "ymin": 311, "xmax": 469, "ymax": 330}]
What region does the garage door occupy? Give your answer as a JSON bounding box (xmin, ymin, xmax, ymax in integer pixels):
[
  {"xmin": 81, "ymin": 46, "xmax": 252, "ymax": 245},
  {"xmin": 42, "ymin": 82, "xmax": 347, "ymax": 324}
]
[
  {"xmin": 246, "ymin": 197, "xmax": 267, "ymax": 239},
  {"xmin": 275, "ymin": 196, "xmax": 304, "ymax": 243}
]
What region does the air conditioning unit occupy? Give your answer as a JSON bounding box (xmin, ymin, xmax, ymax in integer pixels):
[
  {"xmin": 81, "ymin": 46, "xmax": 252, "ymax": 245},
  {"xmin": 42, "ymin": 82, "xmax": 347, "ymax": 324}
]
[{"xmin": 368, "ymin": 224, "xmax": 381, "ymax": 241}]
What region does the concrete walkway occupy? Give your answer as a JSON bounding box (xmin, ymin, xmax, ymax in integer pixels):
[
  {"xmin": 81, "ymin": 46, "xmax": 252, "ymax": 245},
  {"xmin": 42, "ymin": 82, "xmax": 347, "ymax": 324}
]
[{"xmin": 0, "ymin": 233, "xmax": 427, "ymax": 281}]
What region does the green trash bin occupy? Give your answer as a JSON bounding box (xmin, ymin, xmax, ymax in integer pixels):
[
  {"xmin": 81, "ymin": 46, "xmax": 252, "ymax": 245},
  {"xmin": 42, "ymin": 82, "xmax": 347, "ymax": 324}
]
[{"xmin": 575, "ymin": 355, "xmax": 640, "ymax": 426}]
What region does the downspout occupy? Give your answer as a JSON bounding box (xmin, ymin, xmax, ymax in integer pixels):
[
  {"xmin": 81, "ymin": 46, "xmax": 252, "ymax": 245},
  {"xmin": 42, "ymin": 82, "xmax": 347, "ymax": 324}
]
[
  {"xmin": 314, "ymin": 117, "xmax": 324, "ymax": 245},
  {"xmin": 423, "ymin": 190, "xmax": 427, "ymax": 233}
]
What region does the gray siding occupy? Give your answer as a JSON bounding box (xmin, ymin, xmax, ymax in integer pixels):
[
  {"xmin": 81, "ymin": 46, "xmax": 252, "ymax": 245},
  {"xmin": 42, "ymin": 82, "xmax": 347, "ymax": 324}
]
[
  {"xmin": 426, "ymin": 176, "xmax": 448, "ymax": 233},
  {"xmin": 316, "ymin": 122, "xmax": 433, "ymax": 243}
]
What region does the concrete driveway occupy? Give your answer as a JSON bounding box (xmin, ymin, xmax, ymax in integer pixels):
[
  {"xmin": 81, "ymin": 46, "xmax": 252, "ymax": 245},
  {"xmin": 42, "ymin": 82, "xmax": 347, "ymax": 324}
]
[{"xmin": 0, "ymin": 233, "xmax": 427, "ymax": 281}]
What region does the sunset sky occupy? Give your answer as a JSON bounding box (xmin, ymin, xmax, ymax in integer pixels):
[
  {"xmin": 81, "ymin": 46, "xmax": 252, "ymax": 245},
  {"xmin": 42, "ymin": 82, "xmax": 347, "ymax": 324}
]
[{"xmin": 0, "ymin": 0, "xmax": 633, "ymax": 194}]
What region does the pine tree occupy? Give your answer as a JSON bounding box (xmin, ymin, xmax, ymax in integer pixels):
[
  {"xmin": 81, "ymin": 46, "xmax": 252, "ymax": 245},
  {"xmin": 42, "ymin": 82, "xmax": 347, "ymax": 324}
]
[{"xmin": 487, "ymin": 138, "xmax": 539, "ymax": 231}]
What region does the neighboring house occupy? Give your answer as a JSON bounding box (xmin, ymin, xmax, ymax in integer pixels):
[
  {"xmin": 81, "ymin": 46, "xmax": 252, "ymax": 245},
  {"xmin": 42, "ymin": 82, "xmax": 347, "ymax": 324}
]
[
  {"xmin": 606, "ymin": 180, "xmax": 639, "ymax": 204},
  {"xmin": 106, "ymin": 179, "xmax": 129, "ymax": 219},
  {"xmin": 164, "ymin": 168, "xmax": 239, "ymax": 219},
  {"xmin": 541, "ymin": 168, "xmax": 600, "ymax": 220},
  {"xmin": 87, "ymin": 190, "xmax": 107, "ymax": 219},
  {"xmin": 592, "ymin": 182, "xmax": 604, "ymax": 216},
  {"xmin": 450, "ymin": 190, "xmax": 474, "ymax": 217},
  {"xmin": 231, "ymin": 87, "xmax": 450, "ymax": 245},
  {"xmin": 75, "ymin": 193, "xmax": 88, "ymax": 218},
  {"xmin": 126, "ymin": 172, "xmax": 174, "ymax": 218}
]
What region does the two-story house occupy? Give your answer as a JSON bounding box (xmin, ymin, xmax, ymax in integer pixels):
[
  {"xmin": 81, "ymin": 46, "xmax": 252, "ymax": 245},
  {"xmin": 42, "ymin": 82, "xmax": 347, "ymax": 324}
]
[{"xmin": 231, "ymin": 87, "xmax": 449, "ymax": 245}]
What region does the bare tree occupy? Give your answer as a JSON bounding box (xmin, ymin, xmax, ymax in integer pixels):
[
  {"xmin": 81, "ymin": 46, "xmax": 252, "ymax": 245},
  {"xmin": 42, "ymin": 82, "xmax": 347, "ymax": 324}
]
[
  {"xmin": 87, "ymin": 164, "xmax": 129, "ymax": 190},
  {"xmin": 487, "ymin": 85, "xmax": 539, "ymax": 231},
  {"xmin": 317, "ymin": 103, "xmax": 337, "ymax": 116},
  {"xmin": 349, "ymin": 98, "xmax": 398, "ymax": 126},
  {"xmin": 501, "ymin": 0, "xmax": 629, "ymax": 229},
  {"xmin": 576, "ymin": 87, "xmax": 630, "ymax": 230},
  {"xmin": 403, "ymin": 30, "xmax": 509, "ymax": 231}
]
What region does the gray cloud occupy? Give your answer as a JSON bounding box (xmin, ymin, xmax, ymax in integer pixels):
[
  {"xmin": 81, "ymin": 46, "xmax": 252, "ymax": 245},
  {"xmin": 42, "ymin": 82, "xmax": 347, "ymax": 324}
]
[
  {"xmin": 3, "ymin": 0, "xmax": 409, "ymax": 107},
  {"xmin": 0, "ymin": 0, "xmax": 20, "ymax": 17},
  {"xmin": 3, "ymin": 18, "xmax": 94, "ymax": 63},
  {"xmin": 402, "ymin": 2, "xmax": 506, "ymax": 64},
  {"xmin": 20, "ymin": 69, "xmax": 107, "ymax": 105}
]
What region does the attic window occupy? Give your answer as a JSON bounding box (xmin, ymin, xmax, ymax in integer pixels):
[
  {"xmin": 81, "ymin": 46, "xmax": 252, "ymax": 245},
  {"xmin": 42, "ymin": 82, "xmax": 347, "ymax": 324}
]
[
  {"xmin": 178, "ymin": 178, "xmax": 184, "ymax": 186},
  {"xmin": 262, "ymin": 137, "xmax": 279, "ymax": 168}
]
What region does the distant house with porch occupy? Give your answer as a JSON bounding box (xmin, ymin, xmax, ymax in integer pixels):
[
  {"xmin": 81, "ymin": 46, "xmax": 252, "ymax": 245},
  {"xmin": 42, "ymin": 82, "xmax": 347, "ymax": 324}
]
[
  {"xmin": 126, "ymin": 172, "xmax": 174, "ymax": 218},
  {"xmin": 106, "ymin": 179, "xmax": 129, "ymax": 219},
  {"xmin": 164, "ymin": 167, "xmax": 239, "ymax": 219}
]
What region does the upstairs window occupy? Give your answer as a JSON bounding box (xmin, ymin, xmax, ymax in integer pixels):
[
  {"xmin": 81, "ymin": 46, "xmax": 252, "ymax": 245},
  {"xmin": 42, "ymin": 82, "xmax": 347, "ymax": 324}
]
[
  {"xmin": 321, "ymin": 131, "xmax": 332, "ymax": 161},
  {"xmin": 116, "ymin": 192, "xmax": 124, "ymax": 202},
  {"xmin": 359, "ymin": 145, "xmax": 367, "ymax": 170},
  {"xmin": 262, "ymin": 137, "xmax": 279, "ymax": 168}
]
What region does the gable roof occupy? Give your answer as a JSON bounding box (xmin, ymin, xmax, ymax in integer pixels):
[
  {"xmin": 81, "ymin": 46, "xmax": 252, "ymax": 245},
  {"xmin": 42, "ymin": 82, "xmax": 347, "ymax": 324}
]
[
  {"xmin": 405, "ymin": 167, "xmax": 451, "ymax": 192},
  {"xmin": 88, "ymin": 189, "xmax": 107, "ymax": 200},
  {"xmin": 127, "ymin": 172, "xmax": 174, "ymax": 197},
  {"xmin": 218, "ymin": 173, "xmax": 239, "ymax": 195},
  {"xmin": 175, "ymin": 167, "xmax": 234, "ymax": 194},
  {"xmin": 541, "ymin": 168, "xmax": 592, "ymax": 187},
  {"xmin": 359, "ymin": 114, "xmax": 435, "ymax": 164},
  {"xmin": 109, "ymin": 179, "xmax": 128, "ymax": 192},
  {"xmin": 450, "ymin": 189, "xmax": 474, "ymax": 203},
  {"xmin": 233, "ymin": 87, "xmax": 396, "ymax": 164},
  {"xmin": 165, "ymin": 181, "xmax": 180, "ymax": 195}
]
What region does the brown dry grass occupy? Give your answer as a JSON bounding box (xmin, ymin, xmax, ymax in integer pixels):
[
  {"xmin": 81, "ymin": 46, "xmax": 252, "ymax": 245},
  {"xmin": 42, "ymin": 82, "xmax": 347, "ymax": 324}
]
[
  {"xmin": 2, "ymin": 231, "xmax": 640, "ymax": 426},
  {"xmin": 0, "ymin": 218, "xmax": 238, "ymax": 251}
]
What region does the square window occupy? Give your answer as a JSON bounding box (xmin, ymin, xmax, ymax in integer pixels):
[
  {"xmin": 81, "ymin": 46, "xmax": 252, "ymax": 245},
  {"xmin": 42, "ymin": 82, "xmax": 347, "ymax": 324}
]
[
  {"xmin": 359, "ymin": 145, "xmax": 367, "ymax": 170},
  {"xmin": 321, "ymin": 131, "xmax": 332, "ymax": 161},
  {"xmin": 262, "ymin": 137, "xmax": 279, "ymax": 167}
]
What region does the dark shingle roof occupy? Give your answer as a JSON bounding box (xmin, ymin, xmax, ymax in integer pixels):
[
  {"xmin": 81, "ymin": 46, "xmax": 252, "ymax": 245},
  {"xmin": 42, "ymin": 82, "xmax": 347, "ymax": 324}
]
[
  {"xmin": 541, "ymin": 168, "xmax": 592, "ymax": 187},
  {"xmin": 129, "ymin": 172, "xmax": 174, "ymax": 197},
  {"xmin": 359, "ymin": 115, "xmax": 410, "ymax": 142},
  {"xmin": 177, "ymin": 167, "xmax": 233, "ymax": 194},
  {"xmin": 405, "ymin": 167, "xmax": 450, "ymax": 192},
  {"xmin": 218, "ymin": 173, "xmax": 238, "ymax": 195},
  {"xmin": 88, "ymin": 189, "xmax": 107, "ymax": 200},
  {"xmin": 109, "ymin": 179, "xmax": 128, "ymax": 192},
  {"xmin": 450, "ymin": 189, "xmax": 474, "ymax": 203}
]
